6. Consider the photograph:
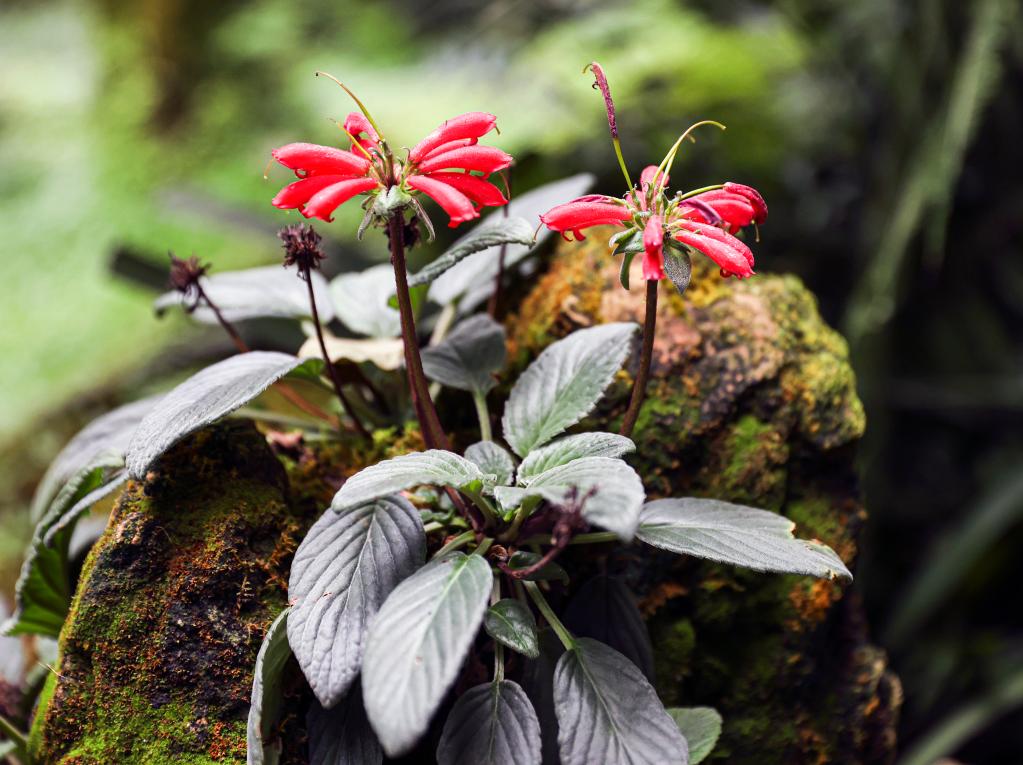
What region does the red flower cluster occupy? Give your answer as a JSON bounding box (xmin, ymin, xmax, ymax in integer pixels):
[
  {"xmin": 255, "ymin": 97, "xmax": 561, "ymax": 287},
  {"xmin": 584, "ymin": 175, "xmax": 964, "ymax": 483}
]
[
  {"xmin": 541, "ymin": 170, "xmax": 765, "ymax": 281},
  {"xmin": 271, "ymin": 112, "xmax": 511, "ymax": 227}
]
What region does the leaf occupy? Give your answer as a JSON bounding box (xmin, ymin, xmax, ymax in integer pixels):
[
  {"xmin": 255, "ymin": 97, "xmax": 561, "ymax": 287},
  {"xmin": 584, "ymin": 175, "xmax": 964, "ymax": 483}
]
[
  {"xmin": 554, "ymin": 638, "xmax": 688, "ymax": 765},
  {"xmin": 3, "ymin": 465, "xmax": 121, "ymax": 638},
  {"xmin": 494, "ymin": 458, "xmax": 646, "ymax": 542},
  {"xmin": 521, "ymin": 629, "xmax": 566, "ymax": 765},
  {"xmin": 31, "ymin": 395, "xmax": 158, "ymax": 523},
  {"xmin": 485, "ymin": 599, "xmax": 540, "ymax": 659},
  {"xmin": 502, "ymin": 323, "xmax": 637, "ymax": 457},
  {"xmin": 331, "ymin": 450, "xmax": 485, "ymax": 513},
  {"xmin": 307, "ymin": 686, "xmax": 383, "ymax": 765},
  {"xmin": 666, "ymin": 708, "xmax": 722, "ymax": 765},
  {"xmin": 464, "ymin": 441, "xmax": 516, "ymax": 487},
  {"xmin": 288, "ymin": 497, "xmax": 426, "ymax": 708},
  {"xmin": 517, "ymin": 433, "xmax": 635, "ymax": 485},
  {"xmin": 329, "ymin": 264, "xmax": 401, "ymax": 338},
  {"xmin": 662, "ymin": 247, "xmax": 693, "ymax": 296},
  {"xmin": 636, "ymin": 498, "xmax": 853, "ymax": 580},
  {"xmin": 43, "ymin": 469, "xmax": 127, "ymax": 547},
  {"xmin": 155, "ymin": 266, "xmax": 335, "ymax": 324},
  {"xmin": 429, "ymin": 174, "xmax": 596, "ymax": 310},
  {"xmin": 564, "ymin": 576, "xmax": 654, "ymax": 682},
  {"xmin": 247, "ymin": 608, "xmax": 292, "ymax": 765},
  {"xmin": 362, "ymin": 553, "xmax": 492, "ymax": 757},
  {"xmin": 125, "ymin": 352, "xmax": 321, "ymax": 479},
  {"xmin": 421, "ymin": 314, "xmax": 507, "ymax": 394},
  {"xmin": 298, "ymin": 334, "xmax": 405, "ymax": 371},
  {"xmin": 506, "ymin": 552, "xmax": 569, "ymax": 584},
  {"xmin": 409, "ymin": 217, "xmax": 535, "ymax": 289},
  {"xmin": 437, "ymin": 680, "xmax": 542, "ymax": 765}
]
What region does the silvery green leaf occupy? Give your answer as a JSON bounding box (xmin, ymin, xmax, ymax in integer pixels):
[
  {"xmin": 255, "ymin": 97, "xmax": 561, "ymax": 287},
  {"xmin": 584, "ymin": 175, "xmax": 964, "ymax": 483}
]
[
  {"xmin": 298, "ymin": 334, "xmax": 405, "ymax": 371},
  {"xmin": 502, "ymin": 323, "xmax": 637, "ymax": 457},
  {"xmin": 494, "ymin": 457, "xmax": 645, "ymax": 542},
  {"xmin": 3, "ymin": 465, "xmax": 121, "ymax": 638},
  {"xmin": 564, "ymin": 576, "xmax": 653, "ymax": 681},
  {"xmin": 666, "ymin": 708, "xmax": 722, "ymax": 765},
  {"xmin": 408, "ymin": 217, "xmax": 535, "ymax": 289},
  {"xmin": 125, "ymin": 352, "xmax": 321, "ymax": 479},
  {"xmin": 421, "ymin": 314, "xmax": 507, "ymax": 394},
  {"xmin": 554, "ymin": 638, "xmax": 688, "ymax": 765},
  {"xmin": 437, "ymin": 680, "xmax": 542, "ymax": 765},
  {"xmin": 154, "ymin": 266, "xmax": 335, "ymax": 324},
  {"xmin": 329, "ymin": 264, "xmax": 401, "ymax": 338},
  {"xmin": 521, "ymin": 629, "xmax": 565, "ymax": 765},
  {"xmin": 662, "ymin": 248, "xmax": 693, "ymax": 296},
  {"xmin": 429, "ymin": 174, "xmax": 595, "ymax": 310},
  {"xmin": 636, "ymin": 498, "xmax": 853, "ymax": 580},
  {"xmin": 288, "ymin": 497, "xmax": 426, "ymax": 708},
  {"xmin": 31, "ymin": 395, "xmax": 158, "ymax": 523},
  {"xmin": 464, "ymin": 441, "xmax": 516, "ymax": 487},
  {"xmin": 517, "ymin": 433, "xmax": 635, "ymax": 485},
  {"xmin": 43, "ymin": 469, "xmax": 127, "ymax": 547},
  {"xmin": 247, "ymin": 609, "xmax": 292, "ymax": 765},
  {"xmin": 331, "ymin": 450, "xmax": 485, "ymax": 513},
  {"xmin": 484, "ymin": 599, "xmax": 540, "ymax": 659},
  {"xmin": 307, "ymin": 687, "xmax": 383, "ymax": 765},
  {"xmin": 362, "ymin": 553, "xmax": 492, "ymax": 757}
]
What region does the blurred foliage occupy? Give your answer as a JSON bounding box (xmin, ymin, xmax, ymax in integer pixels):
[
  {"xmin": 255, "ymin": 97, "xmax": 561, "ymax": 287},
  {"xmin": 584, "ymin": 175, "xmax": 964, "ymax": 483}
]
[{"xmin": 1, "ymin": 0, "xmax": 1022, "ymax": 760}]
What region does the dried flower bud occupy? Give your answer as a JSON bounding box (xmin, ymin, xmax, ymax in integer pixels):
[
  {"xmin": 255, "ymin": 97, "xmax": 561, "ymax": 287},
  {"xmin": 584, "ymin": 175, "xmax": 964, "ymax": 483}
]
[
  {"xmin": 278, "ymin": 223, "xmax": 326, "ymax": 277},
  {"xmin": 167, "ymin": 254, "xmax": 209, "ymax": 310}
]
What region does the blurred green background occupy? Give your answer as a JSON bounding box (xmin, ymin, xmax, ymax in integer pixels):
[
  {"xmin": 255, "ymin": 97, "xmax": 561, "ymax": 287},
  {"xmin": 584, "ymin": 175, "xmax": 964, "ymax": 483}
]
[{"xmin": 1, "ymin": 0, "xmax": 1021, "ymax": 761}]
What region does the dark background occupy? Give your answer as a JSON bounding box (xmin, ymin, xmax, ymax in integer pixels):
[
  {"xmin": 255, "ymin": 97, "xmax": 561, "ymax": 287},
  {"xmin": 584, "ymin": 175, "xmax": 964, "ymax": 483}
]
[{"xmin": 1, "ymin": 1, "xmax": 1021, "ymax": 762}]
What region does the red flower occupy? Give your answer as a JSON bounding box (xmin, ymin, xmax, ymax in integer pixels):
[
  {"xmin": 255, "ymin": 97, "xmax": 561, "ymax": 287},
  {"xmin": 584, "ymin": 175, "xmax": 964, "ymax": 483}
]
[
  {"xmin": 673, "ymin": 219, "xmax": 754, "ymax": 278},
  {"xmin": 681, "ymin": 182, "xmax": 768, "ymax": 233},
  {"xmin": 539, "ymin": 197, "xmax": 632, "ymax": 240},
  {"xmin": 642, "ymin": 215, "xmax": 666, "ymax": 280},
  {"xmin": 271, "ymin": 111, "xmax": 510, "ymax": 227}
]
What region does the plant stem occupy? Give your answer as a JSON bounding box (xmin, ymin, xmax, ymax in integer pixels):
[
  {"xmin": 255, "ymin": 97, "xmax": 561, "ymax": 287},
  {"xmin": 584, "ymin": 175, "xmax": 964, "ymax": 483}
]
[
  {"xmin": 521, "ymin": 530, "xmax": 618, "ymax": 547},
  {"xmin": 433, "ymin": 530, "xmax": 476, "ymax": 559},
  {"xmin": 387, "ymin": 210, "xmax": 449, "ymax": 450},
  {"xmin": 473, "ymin": 391, "xmax": 493, "ymax": 441},
  {"xmin": 462, "ymin": 489, "xmax": 500, "ymax": 528},
  {"xmin": 488, "ymin": 185, "xmax": 511, "ymax": 317},
  {"xmin": 302, "ymin": 266, "xmax": 372, "ymax": 441},
  {"xmin": 197, "ymin": 285, "xmax": 337, "ymax": 426},
  {"xmin": 619, "ymin": 278, "xmax": 659, "ymax": 437},
  {"xmin": 524, "ymin": 581, "xmax": 574, "ymax": 651},
  {"xmin": 0, "ymin": 711, "xmax": 28, "ymax": 759}
]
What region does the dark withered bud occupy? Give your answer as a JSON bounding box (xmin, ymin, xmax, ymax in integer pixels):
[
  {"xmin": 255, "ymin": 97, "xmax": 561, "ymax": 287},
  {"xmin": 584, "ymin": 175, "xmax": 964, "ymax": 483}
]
[
  {"xmin": 278, "ymin": 223, "xmax": 326, "ymax": 278},
  {"xmin": 167, "ymin": 253, "xmax": 209, "ymax": 311}
]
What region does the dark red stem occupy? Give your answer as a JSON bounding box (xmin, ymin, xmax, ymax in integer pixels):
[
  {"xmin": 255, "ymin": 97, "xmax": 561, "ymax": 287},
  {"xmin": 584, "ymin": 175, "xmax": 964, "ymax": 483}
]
[{"xmin": 619, "ymin": 278, "xmax": 658, "ymax": 438}]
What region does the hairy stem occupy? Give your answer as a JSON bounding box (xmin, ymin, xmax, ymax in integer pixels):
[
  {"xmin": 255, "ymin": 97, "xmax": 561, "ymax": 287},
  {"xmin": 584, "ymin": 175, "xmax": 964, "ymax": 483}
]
[
  {"xmin": 387, "ymin": 210, "xmax": 449, "ymax": 450},
  {"xmin": 619, "ymin": 278, "xmax": 658, "ymax": 437},
  {"xmin": 303, "ymin": 267, "xmax": 371, "ymax": 440}
]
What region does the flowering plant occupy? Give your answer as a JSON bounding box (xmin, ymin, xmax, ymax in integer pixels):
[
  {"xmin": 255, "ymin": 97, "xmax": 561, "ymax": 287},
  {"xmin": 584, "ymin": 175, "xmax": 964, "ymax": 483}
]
[{"xmin": 5, "ymin": 67, "xmax": 849, "ymax": 765}]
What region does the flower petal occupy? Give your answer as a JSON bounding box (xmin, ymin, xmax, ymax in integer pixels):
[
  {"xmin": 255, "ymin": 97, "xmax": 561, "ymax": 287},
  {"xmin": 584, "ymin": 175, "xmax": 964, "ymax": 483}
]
[
  {"xmin": 640, "ymin": 164, "xmax": 668, "ymax": 192},
  {"xmin": 272, "ymin": 142, "xmax": 371, "ymax": 177},
  {"xmin": 681, "ymin": 192, "xmax": 755, "ymax": 231},
  {"xmin": 540, "ymin": 198, "xmax": 631, "ymax": 233},
  {"xmin": 415, "ymin": 145, "xmax": 512, "ymax": 176},
  {"xmin": 409, "ymin": 112, "xmax": 498, "ymax": 163},
  {"xmin": 302, "ymin": 177, "xmax": 380, "ymax": 222},
  {"xmin": 272, "ymin": 175, "xmax": 359, "ymax": 210},
  {"xmin": 675, "ymin": 220, "xmax": 754, "ymax": 277},
  {"xmin": 424, "ymin": 172, "xmax": 508, "ymax": 208},
  {"xmin": 344, "ymin": 112, "xmax": 379, "ymax": 145},
  {"xmin": 642, "ymin": 215, "xmax": 666, "ymax": 281},
  {"xmin": 723, "ymin": 182, "xmax": 768, "ymax": 224},
  {"xmin": 406, "ymin": 174, "xmax": 479, "ymax": 227}
]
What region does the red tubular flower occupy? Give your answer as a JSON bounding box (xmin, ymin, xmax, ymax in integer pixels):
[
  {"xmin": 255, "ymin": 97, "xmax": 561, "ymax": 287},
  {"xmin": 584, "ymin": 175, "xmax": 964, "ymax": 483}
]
[
  {"xmin": 272, "ymin": 143, "xmax": 371, "ymax": 177},
  {"xmin": 406, "ymin": 175, "xmax": 479, "ymax": 227},
  {"xmin": 681, "ymin": 182, "xmax": 768, "ymax": 233},
  {"xmin": 409, "ymin": 112, "xmax": 498, "ymax": 163},
  {"xmin": 271, "ymin": 110, "xmax": 510, "ymax": 227},
  {"xmin": 674, "ymin": 219, "xmax": 754, "ymax": 278},
  {"xmin": 415, "ymin": 145, "xmax": 513, "ymax": 176},
  {"xmin": 640, "ymin": 165, "xmax": 668, "ymax": 195},
  {"xmin": 302, "ymin": 178, "xmax": 381, "ymax": 222},
  {"xmin": 424, "ymin": 172, "xmax": 508, "ymax": 208},
  {"xmin": 539, "ymin": 198, "xmax": 632, "ymax": 240},
  {"xmin": 642, "ymin": 215, "xmax": 666, "ymax": 280}
]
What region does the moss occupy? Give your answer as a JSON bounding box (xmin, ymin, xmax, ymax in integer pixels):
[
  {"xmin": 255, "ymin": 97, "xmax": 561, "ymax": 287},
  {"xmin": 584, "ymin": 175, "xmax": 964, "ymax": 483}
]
[{"xmin": 33, "ymin": 420, "xmax": 313, "ymax": 764}]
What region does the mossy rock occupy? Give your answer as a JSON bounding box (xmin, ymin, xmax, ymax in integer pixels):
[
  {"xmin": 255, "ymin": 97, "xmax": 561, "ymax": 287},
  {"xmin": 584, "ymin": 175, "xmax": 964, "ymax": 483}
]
[
  {"xmin": 33, "ymin": 234, "xmax": 899, "ymax": 763},
  {"xmin": 507, "ymin": 233, "xmax": 899, "ymax": 764},
  {"xmin": 29, "ymin": 421, "xmax": 315, "ymax": 764}
]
